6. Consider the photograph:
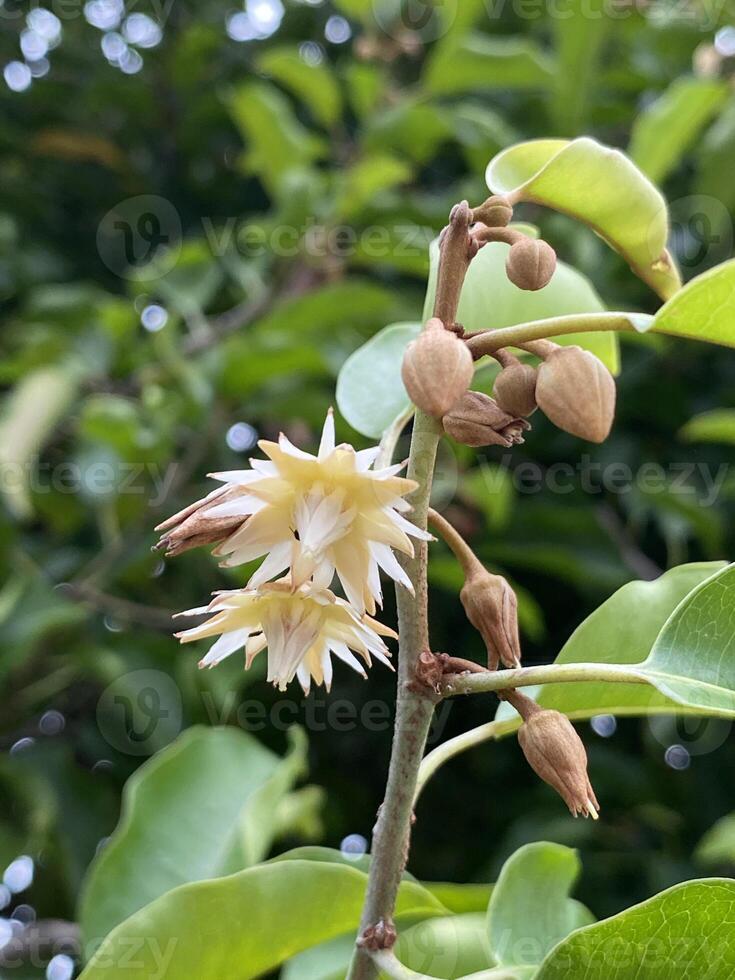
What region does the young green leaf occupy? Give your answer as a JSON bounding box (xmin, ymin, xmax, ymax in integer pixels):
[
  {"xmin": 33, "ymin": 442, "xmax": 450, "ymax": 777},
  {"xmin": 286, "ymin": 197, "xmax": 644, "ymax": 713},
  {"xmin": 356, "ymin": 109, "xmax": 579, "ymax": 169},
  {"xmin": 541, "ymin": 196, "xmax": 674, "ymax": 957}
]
[
  {"xmin": 487, "ymin": 842, "xmax": 592, "ymax": 968},
  {"xmin": 629, "ymin": 77, "xmax": 728, "ymax": 184},
  {"xmin": 256, "ymin": 46, "xmax": 343, "ymax": 128},
  {"xmin": 336, "ymin": 321, "xmax": 420, "ymax": 437},
  {"xmin": 423, "ymin": 34, "xmax": 555, "ymax": 96},
  {"xmin": 485, "ymin": 138, "xmax": 681, "ymax": 300},
  {"xmin": 79, "ymin": 726, "xmax": 308, "ymax": 950},
  {"xmin": 653, "ymin": 258, "xmax": 735, "ymax": 348},
  {"xmin": 78, "ymin": 859, "xmax": 446, "ymax": 980},
  {"xmin": 537, "ymin": 879, "xmax": 735, "ymax": 978}
]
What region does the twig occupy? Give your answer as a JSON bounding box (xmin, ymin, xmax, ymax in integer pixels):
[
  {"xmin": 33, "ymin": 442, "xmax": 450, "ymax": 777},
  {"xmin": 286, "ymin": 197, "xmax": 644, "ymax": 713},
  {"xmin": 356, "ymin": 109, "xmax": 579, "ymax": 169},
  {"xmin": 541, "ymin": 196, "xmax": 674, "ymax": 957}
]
[
  {"xmin": 466, "ymin": 312, "xmax": 644, "ymax": 358},
  {"xmin": 0, "ymin": 920, "xmax": 81, "ymax": 969},
  {"xmin": 59, "ymin": 582, "xmax": 176, "ymax": 631},
  {"xmin": 347, "ymin": 201, "xmax": 475, "ymax": 980},
  {"xmin": 596, "ymin": 502, "xmax": 662, "ymax": 581}
]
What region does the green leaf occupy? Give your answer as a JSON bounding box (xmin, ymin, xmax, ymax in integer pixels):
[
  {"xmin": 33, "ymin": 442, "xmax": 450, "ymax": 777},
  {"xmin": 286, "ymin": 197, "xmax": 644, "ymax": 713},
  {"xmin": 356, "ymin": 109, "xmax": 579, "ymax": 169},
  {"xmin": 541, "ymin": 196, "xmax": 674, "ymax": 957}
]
[
  {"xmin": 79, "ymin": 726, "xmax": 307, "ymax": 949},
  {"xmin": 537, "ymin": 879, "xmax": 735, "ymax": 978},
  {"xmin": 395, "ymin": 913, "xmax": 493, "ymax": 977},
  {"xmin": 227, "ymin": 82, "xmax": 326, "ymax": 197},
  {"xmin": 256, "ymin": 46, "xmax": 343, "ymax": 128},
  {"xmin": 485, "ymin": 138, "xmax": 681, "ymax": 300},
  {"xmin": 550, "ymin": 0, "xmax": 608, "ymax": 133},
  {"xmin": 696, "ymin": 813, "xmax": 735, "ymax": 867},
  {"xmin": 79, "ymin": 859, "xmax": 446, "ymax": 980},
  {"xmin": 364, "ymin": 100, "xmax": 452, "ymax": 165},
  {"xmin": 653, "ymin": 259, "xmax": 735, "ymax": 348},
  {"xmin": 487, "ymin": 843, "xmax": 590, "ymax": 968},
  {"xmin": 424, "ymin": 34, "xmax": 554, "ymax": 96},
  {"xmin": 496, "ymin": 561, "xmax": 732, "ymax": 730},
  {"xmin": 630, "ymin": 77, "xmax": 728, "ymax": 184},
  {"xmin": 336, "ymin": 153, "xmax": 413, "ymax": 219},
  {"xmin": 336, "ymin": 321, "xmax": 420, "ymax": 438},
  {"xmin": 680, "ymin": 409, "xmax": 735, "ymax": 445},
  {"xmin": 282, "ymin": 932, "xmax": 356, "ymax": 980},
  {"xmin": 423, "ymin": 240, "xmax": 620, "ymax": 371},
  {"xmin": 0, "ymin": 366, "xmax": 79, "ymax": 519}
]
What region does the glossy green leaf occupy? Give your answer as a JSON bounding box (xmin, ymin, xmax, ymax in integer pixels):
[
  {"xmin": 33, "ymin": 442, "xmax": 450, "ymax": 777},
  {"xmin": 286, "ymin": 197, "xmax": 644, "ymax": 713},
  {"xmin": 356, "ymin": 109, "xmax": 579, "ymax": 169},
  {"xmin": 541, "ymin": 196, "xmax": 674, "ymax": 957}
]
[
  {"xmin": 630, "ymin": 77, "xmax": 728, "ymax": 184},
  {"xmin": 0, "ymin": 366, "xmax": 79, "ymax": 519},
  {"xmin": 79, "ymin": 726, "xmax": 307, "ymax": 948},
  {"xmin": 653, "ymin": 259, "xmax": 735, "ymax": 348},
  {"xmin": 423, "ymin": 240, "xmax": 620, "ymax": 371},
  {"xmin": 79, "ymin": 859, "xmax": 446, "ymax": 980},
  {"xmin": 537, "ymin": 879, "xmax": 735, "ymax": 978},
  {"xmin": 424, "ymin": 34, "xmax": 554, "ymax": 96},
  {"xmin": 336, "ymin": 321, "xmax": 420, "ymax": 437},
  {"xmin": 256, "ymin": 46, "xmax": 342, "ymax": 128},
  {"xmin": 497, "ymin": 562, "xmax": 732, "ymax": 731},
  {"xmin": 486, "ymin": 138, "xmax": 681, "ymax": 300},
  {"xmin": 696, "ymin": 813, "xmax": 735, "ymax": 867},
  {"xmin": 680, "ymin": 409, "xmax": 735, "ymax": 444},
  {"xmin": 282, "ymin": 932, "xmax": 356, "ymax": 980},
  {"xmin": 488, "ymin": 843, "xmax": 591, "ymax": 968},
  {"xmin": 395, "ymin": 914, "xmax": 493, "ymax": 978}
]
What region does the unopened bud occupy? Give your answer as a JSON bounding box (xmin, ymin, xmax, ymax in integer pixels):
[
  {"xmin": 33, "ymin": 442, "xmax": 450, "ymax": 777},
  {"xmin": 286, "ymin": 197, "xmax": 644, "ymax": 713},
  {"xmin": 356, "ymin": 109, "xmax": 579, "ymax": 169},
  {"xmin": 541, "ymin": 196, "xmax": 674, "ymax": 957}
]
[
  {"xmin": 460, "ymin": 567, "xmax": 521, "ymax": 670},
  {"xmin": 518, "ymin": 707, "xmax": 600, "ymax": 819},
  {"xmin": 506, "ymin": 238, "xmax": 556, "ymax": 291},
  {"xmin": 535, "ymin": 345, "xmax": 616, "ymax": 443},
  {"xmin": 154, "ymin": 486, "xmax": 245, "ymax": 556},
  {"xmin": 401, "ymin": 318, "xmax": 474, "ymax": 419},
  {"xmin": 443, "ymin": 390, "xmax": 529, "ymax": 448},
  {"xmin": 493, "ymin": 358, "xmax": 538, "ymax": 417},
  {"xmin": 472, "ymin": 195, "xmax": 513, "ymax": 228}
]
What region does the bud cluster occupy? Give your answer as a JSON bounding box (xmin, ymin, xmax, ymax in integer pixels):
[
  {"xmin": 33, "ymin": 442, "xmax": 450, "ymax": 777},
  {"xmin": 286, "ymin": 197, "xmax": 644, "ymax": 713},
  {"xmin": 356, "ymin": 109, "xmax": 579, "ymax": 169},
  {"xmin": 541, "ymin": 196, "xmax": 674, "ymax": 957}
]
[{"xmin": 490, "ymin": 343, "xmax": 616, "ymax": 444}]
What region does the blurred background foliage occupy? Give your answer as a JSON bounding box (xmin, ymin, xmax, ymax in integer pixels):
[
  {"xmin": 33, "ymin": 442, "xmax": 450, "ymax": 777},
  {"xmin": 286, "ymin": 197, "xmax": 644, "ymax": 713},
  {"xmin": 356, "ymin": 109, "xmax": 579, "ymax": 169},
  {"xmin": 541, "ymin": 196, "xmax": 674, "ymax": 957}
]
[{"xmin": 3, "ymin": 0, "xmax": 735, "ymax": 973}]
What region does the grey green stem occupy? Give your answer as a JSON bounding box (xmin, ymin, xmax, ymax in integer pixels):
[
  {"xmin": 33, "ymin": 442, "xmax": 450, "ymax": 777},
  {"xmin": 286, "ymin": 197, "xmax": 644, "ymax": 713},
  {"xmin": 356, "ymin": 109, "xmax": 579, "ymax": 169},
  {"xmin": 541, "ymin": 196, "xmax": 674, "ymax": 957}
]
[{"xmin": 347, "ymin": 202, "xmax": 473, "ymax": 980}]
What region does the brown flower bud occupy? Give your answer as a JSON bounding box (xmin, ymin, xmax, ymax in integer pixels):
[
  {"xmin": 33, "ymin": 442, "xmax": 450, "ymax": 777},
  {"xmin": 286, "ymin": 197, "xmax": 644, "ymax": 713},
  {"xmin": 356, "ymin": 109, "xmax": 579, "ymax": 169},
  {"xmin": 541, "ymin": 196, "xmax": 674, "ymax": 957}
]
[
  {"xmin": 535, "ymin": 345, "xmax": 616, "ymax": 443},
  {"xmin": 154, "ymin": 486, "xmax": 245, "ymax": 557},
  {"xmin": 472, "ymin": 195, "xmax": 513, "ymax": 228},
  {"xmin": 401, "ymin": 318, "xmax": 474, "ymax": 419},
  {"xmin": 493, "ymin": 358, "xmax": 538, "ymax": 417},
  {"xmin": 442, "ymin": 390, "xmax": 530, "ymax": 448},
  {"xmin": 517, "ymin": 707, "xmax": 600, "ymax": 819},
  {"xmin": 505, "ymin": 237, "xmax": 556, "ymax": 291},
  {"xmin": 460, "ymin": 566, "xmax": 521, "ymax": 670}
]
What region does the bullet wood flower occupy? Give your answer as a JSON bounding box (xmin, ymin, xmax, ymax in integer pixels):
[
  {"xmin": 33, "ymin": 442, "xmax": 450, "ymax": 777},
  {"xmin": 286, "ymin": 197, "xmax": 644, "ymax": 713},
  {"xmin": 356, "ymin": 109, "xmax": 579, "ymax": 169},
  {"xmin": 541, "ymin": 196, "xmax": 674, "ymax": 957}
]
[
  {"xmin": 443, "ymin": 390, "xmax": 530, "ymax": 448},
  {"xmin": 170, "ymin": 410, "xmax": 429, "ymax": 615},
  {"xmin": 518, "ymin": 706, "xmax": 600, "ymax": 819},
  {"xmin": 493, "ymin": 355, "xmax": 538, "ymax": 418},
  {"xmin": 175, "ymin": 580, "xmax": 395, "ymax": 694},
  {"xmin": 535, "ymin": 344, "xmax": 616, "ymax": 443},
  {"xmin": 154, "ymin": 485, "xmax": 247, "ymax": 557},
  {"xmin": 401, "ymin": 318, "xmax": 474, "ymax": 419},
  {"xmin": 460, "ymin": 566, "xmax": 522, "ymax": 670}
]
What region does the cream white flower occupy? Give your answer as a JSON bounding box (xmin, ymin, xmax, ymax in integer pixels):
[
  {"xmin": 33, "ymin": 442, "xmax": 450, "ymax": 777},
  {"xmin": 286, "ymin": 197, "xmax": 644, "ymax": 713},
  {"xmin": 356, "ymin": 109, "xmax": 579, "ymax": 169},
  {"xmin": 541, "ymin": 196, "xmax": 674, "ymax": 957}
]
[
  {"xmin": 203, "ymin": 410, "xmax": 430, "ymax": 614},
  {"xmin": 175, "ymin": 580, "xmax": 395, "ymax": 693}
]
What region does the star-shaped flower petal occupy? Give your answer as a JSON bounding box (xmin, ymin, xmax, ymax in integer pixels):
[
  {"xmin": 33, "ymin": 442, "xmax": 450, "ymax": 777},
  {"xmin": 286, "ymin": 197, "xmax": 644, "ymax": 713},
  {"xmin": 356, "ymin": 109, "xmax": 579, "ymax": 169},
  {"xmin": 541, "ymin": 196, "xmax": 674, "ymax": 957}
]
[
  {"xmin": 181, "ymin": 410, "xmax": 431, "ymax": 613},
  {"xmin": 175, "ymin": 580, "xmax": 395, "ymax": 694}
]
